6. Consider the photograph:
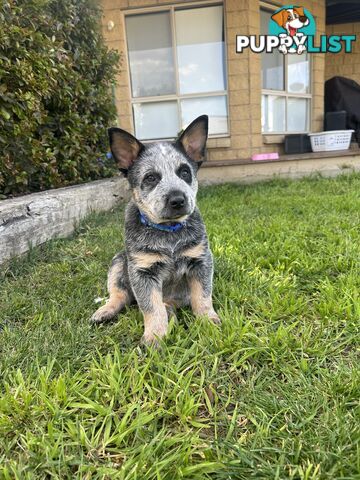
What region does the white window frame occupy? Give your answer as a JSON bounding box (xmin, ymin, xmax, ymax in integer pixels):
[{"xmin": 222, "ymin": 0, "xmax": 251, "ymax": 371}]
[
  {"xmin": 123, "ymin": 1, "xmax": 229, "ymax": 141},
  {"xmin": 260, "ymin": 3, "xmax": 312, "ymax": 135}
]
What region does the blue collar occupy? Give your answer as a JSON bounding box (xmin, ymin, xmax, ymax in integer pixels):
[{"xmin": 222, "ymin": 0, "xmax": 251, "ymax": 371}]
[{"xmin": 139, "ymin": 211, "xmax": 186, "ymax": 232}]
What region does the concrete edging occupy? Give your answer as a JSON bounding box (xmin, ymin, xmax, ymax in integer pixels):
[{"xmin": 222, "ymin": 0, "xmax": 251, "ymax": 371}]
[{"xmin": 0, "ymin": 177, "xmax": 129, "ymax": 265}]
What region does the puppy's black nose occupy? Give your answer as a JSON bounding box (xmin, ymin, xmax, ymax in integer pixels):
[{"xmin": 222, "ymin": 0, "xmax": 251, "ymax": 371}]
[{"xmin": 168, "ymin": 191, "xmax": 186, "ymax": 210}]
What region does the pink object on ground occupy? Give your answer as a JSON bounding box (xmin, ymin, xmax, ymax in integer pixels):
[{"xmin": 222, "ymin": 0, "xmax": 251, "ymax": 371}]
[{"xmin": 251, "ymin": 152, "xmax": 279, "ymax": 161}]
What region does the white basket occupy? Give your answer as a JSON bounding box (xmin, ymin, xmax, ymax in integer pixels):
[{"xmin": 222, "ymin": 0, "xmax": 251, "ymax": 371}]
[{"xmin": 308, "ymin": 130, "xmax": 354, "ymax": 152}]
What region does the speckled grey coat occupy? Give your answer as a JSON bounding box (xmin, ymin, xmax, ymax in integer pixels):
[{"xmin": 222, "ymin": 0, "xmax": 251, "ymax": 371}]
[{"xmin": 91, "ymin": 115, "xmax": 220, "ymax": 344}]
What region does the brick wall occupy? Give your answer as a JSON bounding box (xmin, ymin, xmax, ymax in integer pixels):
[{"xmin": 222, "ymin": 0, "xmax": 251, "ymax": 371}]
[
  {"xmin": 325, "ymin": 23, "xmax": 360, "ymax": 84},
  {"xmin": 100, "ymin": 0, "xmax": 326, "ymax": 161}
]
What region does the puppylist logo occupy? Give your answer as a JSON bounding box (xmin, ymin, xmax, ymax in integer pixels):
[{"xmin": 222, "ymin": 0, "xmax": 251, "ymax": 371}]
[{"xmin": 236, "ymin": 5, "xmax": 356, "ymax": 55}]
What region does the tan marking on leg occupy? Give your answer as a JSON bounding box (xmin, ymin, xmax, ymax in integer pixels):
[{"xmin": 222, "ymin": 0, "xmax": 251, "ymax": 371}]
[
  {"xmin": 181, "ymin": 242, "xmax": 205, "ymax": 259},
  {"xmin": 107, "ymin": 260, "xmax": 123, "ymax": 292},
  {"xmin": 188, "ymin": 278, "xmax": 221, "ymax": 325},
  {"xmin": 142, "ymin": 289, "xmax": 168, "ymax": 345},
  {"xmin": 91, "ymin": 258, "xmax": 129, "ymax": 324},
  {"xmin": 131, "ymin": 252, "xmax": 167, "ymax": 269},
  {"xmin": 91, "ymin": 289, "xmax": 129, "ymax": 324}
]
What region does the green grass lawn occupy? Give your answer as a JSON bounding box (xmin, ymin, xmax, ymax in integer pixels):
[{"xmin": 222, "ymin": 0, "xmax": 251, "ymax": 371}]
[{"xmin": 0, "ymin": 174, "xmax": 359, "ymax": 479}]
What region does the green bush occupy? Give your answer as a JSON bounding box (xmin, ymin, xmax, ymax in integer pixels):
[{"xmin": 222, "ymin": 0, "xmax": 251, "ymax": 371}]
[{"xmin": 0, "ymin": 0, "xmax": 120, "ymax": 197}]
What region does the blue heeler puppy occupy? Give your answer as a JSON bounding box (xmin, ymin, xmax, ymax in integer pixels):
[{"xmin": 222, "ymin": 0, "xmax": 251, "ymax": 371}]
[{"xmin": 91, "ymin": 115, "xmax": 220, "ymax": 344}]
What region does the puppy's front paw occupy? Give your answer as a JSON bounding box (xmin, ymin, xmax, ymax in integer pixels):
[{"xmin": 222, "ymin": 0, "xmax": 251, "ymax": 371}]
[
  {"xmin": 195, "ymin": 309, "xmax": 221, "ymax": 325},
  {"xmin": 90, "ymin": 304, "xmax": 118, "ymax": 324},
  {"xmin": 141, "ymin": 332, "xmax": 164, "ymax": 348},
  {"xmin": 141, "ymin": 323, "xmax": 168, "ymax": 347},
  {"xmin": 141, "ymin": 334, "xmax": 160, "ymax": 348},
  {"xmin": 207, "ymin": 311, "xmax": 221, "ymax": 325}
]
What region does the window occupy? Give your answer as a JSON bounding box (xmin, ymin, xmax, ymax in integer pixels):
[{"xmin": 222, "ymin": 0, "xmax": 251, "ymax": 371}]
[
  {"xmin": 261, "ymin": 8, "xmax": 311, "ymax": 134},
  {"xmin": 125, "ymin": 4, "xmax": 228, "ymax": 140}
]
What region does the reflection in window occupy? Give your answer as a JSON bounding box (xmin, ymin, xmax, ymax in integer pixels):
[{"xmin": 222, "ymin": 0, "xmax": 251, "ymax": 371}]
[
  {"xmin": 262, "ymin": 95, "xmax": 285, "ymax": 133},
  {"xmin": 287, "ymin": 98, "xmax": 308, "ymax": 131},
  {"xmin": 133, "ymin": 102, "xmax": 179, "ymax": 140},
  {"xmin": 175, "ymin": 6, "xmax": 226, "ymax": 94},
  {"xmin": 126, "ymin": 12, "xmax": 176, "ymax": 97},
  {"xmin": 261, "ymin": 10, "xmax": 284, "ymax": 90},
  {"xmin": 288, "ymin": 54, "xmax": 310, "ymax": 93},
  {"xmin": 181, "ymin": 96, "xmax": 228, "ymax": 135},
  {"xmin": 125, "ymin": 5, "xmax": 228, "ymax": 140}
]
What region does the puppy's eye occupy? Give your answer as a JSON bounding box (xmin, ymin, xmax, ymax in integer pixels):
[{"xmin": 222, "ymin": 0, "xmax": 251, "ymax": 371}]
[
  {"xmin": 144, "ymin": 174, "xmax": 156, "ymax": 183},
  {"xmin": 288, "ymin": 15, "xmax": 292, "ymax": 20},
  {"xmin": 176, "ymin": 164, "xmax": 192, "ymax": 183},
  {"xmin": 141, "ymin": 172, "xmax": 160, "ymax": 189},
  {"xmin": 180, "ymin": 168, "xmax": 190, "ymax": 180}
]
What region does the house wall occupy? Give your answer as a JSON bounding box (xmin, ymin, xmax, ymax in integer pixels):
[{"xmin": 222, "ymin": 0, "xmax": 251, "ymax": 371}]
[
  {"xmin": 325, "ymin": 22, "xmax": 360, "ymax": 84},
  {"xmin": 100, "ymin": 0, "xmax": 326, "ymax": 163}
]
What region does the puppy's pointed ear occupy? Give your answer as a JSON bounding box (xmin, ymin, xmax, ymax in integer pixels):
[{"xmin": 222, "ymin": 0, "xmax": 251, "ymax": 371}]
[
  {"xmin": 177, "ymin": 115, "xmax": 208, "ymax": 163},
  {"xmin": 108, "ymin": 127, "xmax": 144, "ymax": 171},
  {"xmin": 271, "ymin": 9, "xmax": 287, "ymax": 27}
]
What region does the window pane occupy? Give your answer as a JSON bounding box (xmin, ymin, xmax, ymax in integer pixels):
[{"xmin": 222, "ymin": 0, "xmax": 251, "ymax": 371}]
[
  {"xmin": 133, "ymin": 102, "xmax": 179, "ymax": 140},
  {"xmin": 261, "ymin": 10, "xmax": 284, "ymax": 90},
  {"xmin": 262, "ymin": 95, "xmax": 285, "ymax": 133},
  {"xmin": 126, "ymin": 12, "xmax": 176, "ymax": 97},
  {"xmin": 288, "ymin": 54, "xmax": 310, "ymax": 93},
  {"xmin": 287, "ymin": 98, "xmax": 308, "ymax": 132},
  {"xmin": 175, "ymin": 6, "xmax": 226, "ymax": 94},
  {"xmin": 181, "ymin": 96, "xmax": 228, "ymax": 135}
]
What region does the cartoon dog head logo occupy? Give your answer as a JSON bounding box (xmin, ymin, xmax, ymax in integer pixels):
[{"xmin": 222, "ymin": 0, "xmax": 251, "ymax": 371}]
[
  {"xmin": 271, "ymin": 7, "xmax": 309, "ymax": 36},
  {"xmin": 236, "ymin": 6, "xmax": 355, "ymax": 57},
  {"xmin": 269, "ymin": 5, "xmax": 316, "ymax": 54}
]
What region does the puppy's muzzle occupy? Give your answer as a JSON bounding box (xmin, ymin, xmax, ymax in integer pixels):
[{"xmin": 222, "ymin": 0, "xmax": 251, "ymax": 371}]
[{"xmin": 166, "ymin": 190, "xmax": 188, "ymax": 217}]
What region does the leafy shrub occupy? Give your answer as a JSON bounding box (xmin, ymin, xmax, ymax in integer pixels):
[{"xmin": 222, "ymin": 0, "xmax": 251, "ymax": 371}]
[{"xmin": 0, "ymin": 0, "xmax": 120, "ymax": 197}]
